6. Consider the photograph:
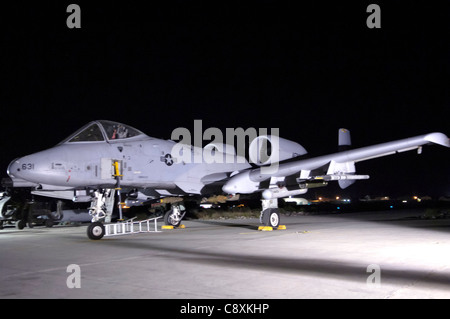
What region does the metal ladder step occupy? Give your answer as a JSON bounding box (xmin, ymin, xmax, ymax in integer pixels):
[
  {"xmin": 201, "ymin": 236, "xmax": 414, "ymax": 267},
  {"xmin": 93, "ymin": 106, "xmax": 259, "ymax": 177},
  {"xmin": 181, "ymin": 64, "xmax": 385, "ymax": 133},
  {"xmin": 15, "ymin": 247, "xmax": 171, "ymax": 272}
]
[{"xmin": 104, "ymin": 216, "xmax": 162, "ymax": 237}]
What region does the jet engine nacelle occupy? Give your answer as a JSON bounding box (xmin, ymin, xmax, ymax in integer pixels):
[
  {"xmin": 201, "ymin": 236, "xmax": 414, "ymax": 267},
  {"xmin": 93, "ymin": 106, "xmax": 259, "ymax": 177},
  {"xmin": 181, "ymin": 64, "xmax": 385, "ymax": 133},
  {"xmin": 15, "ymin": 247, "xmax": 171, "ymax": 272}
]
[
  {"xmin": 249, "ymin": 135, "xmax": 307, "ymax": 166},
  {"xmin": 203, "ymin": 143, "xmax": 236, "ymax": 156}
]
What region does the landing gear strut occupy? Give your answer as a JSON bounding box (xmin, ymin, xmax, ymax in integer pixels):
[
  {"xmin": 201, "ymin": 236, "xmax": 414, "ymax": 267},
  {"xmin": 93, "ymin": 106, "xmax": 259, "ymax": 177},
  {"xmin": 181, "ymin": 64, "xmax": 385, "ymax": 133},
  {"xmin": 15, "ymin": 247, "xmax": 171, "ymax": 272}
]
[
  {"xmin": 88, "ymin": 189, "xmax": 115, "ymax": 223},
  {"xmin": 87, "ymin": 189, "xmax": 115, "ymax": 240}
]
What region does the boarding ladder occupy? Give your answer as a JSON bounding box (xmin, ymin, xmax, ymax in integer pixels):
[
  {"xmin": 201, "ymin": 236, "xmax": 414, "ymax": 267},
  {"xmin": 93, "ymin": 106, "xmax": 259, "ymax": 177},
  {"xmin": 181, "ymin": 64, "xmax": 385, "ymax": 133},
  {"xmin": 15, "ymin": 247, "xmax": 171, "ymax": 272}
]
[{"xmin": 104, "ymin": 216, "xmax": 162, "ymax": 237}]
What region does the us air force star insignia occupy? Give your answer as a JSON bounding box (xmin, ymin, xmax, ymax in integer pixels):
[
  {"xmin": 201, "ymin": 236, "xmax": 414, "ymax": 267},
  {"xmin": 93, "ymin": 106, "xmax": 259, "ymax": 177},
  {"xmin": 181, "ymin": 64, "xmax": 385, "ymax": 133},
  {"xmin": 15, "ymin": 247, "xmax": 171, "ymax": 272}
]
[{"xmin": 164, "ymin": 154, "xmax": 174, "ymax": 166}]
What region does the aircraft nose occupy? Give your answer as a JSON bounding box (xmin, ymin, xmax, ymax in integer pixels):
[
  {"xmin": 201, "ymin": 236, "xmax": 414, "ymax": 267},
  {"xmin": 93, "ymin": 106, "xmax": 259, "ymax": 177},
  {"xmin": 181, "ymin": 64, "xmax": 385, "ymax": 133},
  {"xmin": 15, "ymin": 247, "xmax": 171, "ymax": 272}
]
[
  {"xmin": 7, "ymin": 157, "xmax": 22, "ymax": 178},
  {"xmin": 7, "ymin": 156, "xmax": 38, "ymax": 180},
  {"xmin": 7, "ymin": 149, "xmax": 65, "ymax": 187}
]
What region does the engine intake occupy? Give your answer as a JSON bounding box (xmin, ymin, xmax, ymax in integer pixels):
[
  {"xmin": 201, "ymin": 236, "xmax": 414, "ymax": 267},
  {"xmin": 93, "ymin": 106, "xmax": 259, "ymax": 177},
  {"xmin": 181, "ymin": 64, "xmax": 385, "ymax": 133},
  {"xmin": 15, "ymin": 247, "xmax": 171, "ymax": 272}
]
[{"xmin": 249, "ymin": 135, "xmax": 307, "ymax": 166}]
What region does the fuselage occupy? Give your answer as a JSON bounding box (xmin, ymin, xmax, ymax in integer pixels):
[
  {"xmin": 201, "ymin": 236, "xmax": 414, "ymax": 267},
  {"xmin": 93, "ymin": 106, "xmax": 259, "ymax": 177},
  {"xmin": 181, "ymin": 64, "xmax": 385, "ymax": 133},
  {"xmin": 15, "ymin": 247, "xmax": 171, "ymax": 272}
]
[{"xmin": 7, "ymin": 120, "xmax": 250, "ymax": 195}]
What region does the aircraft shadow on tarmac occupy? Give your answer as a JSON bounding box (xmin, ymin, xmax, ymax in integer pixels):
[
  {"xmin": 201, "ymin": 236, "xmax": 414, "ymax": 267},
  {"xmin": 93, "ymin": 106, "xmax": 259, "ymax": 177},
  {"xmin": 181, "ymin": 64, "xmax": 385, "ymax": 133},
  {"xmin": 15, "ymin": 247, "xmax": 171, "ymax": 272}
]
[
  {"xmin": 187, "ymin": 219, "xmax": 260, "ymax": 230},
  {"xmin": 101, "ymin": 236, "xmax": 450, "ymax": 290},
  {"xmin": 189, "ymin": 209, "xmax": 450, "ymax": 234}
]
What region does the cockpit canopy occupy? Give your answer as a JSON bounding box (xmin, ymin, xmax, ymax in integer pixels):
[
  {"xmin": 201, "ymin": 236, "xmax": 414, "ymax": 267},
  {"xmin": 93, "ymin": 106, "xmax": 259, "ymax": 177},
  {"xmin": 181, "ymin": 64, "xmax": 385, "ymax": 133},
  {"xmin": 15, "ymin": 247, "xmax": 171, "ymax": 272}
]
[{"xmin": 60, "ymin": 120, "xmax": 146, "ymax": 144}]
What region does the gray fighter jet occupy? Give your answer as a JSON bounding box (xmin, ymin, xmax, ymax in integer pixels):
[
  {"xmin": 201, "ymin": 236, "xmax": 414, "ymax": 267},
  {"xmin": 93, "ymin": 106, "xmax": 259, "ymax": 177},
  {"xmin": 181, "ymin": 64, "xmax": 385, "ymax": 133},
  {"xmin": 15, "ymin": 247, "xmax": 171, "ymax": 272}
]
[{"xmin": 6, "ymin": 120, "xmax": 449, "ymax": 239}]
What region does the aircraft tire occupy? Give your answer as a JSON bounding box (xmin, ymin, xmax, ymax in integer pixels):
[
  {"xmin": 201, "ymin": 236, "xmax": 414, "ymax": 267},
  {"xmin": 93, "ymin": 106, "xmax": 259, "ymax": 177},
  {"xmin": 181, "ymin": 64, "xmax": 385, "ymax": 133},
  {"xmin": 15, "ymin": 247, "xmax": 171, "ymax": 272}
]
[
  {"xmin": 87, "ymin": 222, "xmax": 105, "ymax": 240},
  {"xmin": 164, "ymin": 209, "xmax": 181, "ymax": 227},
  {"xmin": 261, "ymin": 208, "xmax": 280, "ymax": 227},
  {"xmin": 45, "ymin": 219, "xmax": 54, "ymax": 228},
  {"xmin": 16, "ymin": 219, "xmax": 26, "ymax": 230}
]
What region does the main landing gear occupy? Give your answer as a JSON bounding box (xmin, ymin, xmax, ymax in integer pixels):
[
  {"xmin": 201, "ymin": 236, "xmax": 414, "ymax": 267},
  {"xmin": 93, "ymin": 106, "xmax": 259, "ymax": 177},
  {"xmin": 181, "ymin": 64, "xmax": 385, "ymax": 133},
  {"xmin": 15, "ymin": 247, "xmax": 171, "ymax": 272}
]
[
  {"xmin": 163, "ymin": 204, "xmax": 186, "ymax": 227},
  {"xmin": 259, "ymin": 198, "xmax": 283, "ymax": 229}
]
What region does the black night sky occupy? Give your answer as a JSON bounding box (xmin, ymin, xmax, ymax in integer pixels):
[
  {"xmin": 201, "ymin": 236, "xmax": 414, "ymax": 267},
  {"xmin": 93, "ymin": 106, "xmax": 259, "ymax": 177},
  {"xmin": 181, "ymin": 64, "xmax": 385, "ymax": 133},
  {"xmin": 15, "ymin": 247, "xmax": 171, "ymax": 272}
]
[{"xmin": 1, "ymin": 1, "xmax": 449, "ymax": 198}]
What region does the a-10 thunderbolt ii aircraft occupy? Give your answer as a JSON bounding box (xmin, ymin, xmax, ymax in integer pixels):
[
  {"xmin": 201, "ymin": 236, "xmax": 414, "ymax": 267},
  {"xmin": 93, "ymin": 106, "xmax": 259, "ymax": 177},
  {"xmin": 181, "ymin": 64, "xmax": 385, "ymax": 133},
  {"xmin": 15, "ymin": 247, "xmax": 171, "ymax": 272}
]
[{"xmin": 6, "ymin": 120, "xmax": 450, "ymax": 239}]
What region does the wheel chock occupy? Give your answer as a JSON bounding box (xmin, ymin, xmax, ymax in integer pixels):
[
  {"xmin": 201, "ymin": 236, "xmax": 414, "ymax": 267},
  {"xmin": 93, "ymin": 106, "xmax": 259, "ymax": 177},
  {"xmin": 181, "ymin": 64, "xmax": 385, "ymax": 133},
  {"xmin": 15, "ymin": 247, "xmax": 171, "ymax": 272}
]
[
  {"xmin": 258, "ymin": 225, "xmax": 286, "ymax": 231},
  {"xmin": 161, "ymin": 224, "xmax": 186, "ymax": 230}
]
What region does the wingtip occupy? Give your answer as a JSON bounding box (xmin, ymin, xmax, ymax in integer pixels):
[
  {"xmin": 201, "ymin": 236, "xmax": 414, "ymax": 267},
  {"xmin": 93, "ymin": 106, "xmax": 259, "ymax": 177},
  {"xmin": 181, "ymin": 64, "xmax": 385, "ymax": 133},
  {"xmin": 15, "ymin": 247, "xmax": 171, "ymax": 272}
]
[{"xmin": 424, "ymin": 132, "xmax": 450, "ymax": 148}]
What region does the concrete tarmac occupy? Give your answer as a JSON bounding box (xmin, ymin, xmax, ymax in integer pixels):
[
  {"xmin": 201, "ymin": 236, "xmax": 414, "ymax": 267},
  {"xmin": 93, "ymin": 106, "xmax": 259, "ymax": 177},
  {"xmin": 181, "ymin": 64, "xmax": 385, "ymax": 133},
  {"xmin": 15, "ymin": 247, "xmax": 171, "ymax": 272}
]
[{"xmin": 1, "ymin": 209, "xmax": 450, "ymax": 299}]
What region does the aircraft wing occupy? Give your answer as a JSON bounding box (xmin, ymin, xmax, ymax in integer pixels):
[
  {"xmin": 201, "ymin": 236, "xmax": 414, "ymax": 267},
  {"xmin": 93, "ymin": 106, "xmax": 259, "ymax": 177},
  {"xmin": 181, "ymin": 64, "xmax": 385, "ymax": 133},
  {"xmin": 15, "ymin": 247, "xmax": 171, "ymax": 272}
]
[{"xmin": 223, "ymin": 132, "xmax": 450, "ymax": 194}]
